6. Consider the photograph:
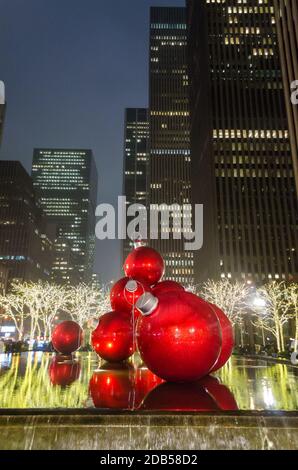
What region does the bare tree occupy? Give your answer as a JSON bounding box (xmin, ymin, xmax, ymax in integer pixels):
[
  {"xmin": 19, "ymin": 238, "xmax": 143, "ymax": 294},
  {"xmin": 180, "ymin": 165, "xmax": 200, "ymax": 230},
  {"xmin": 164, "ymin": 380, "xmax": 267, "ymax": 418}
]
[
  {"xmin": 0, "ymin": 289, "xmax": 29, "ymax": 340},
  {"xmin": 251, "ymin": 282, "xmax": 292, "ymax": 353},
  {"xmin": 286, "ymin": 283, "xmax": 298, "ymax": 347},
  {"xmin": 201, "ymin": 279, "xmax": 251, "ymax": 326}
]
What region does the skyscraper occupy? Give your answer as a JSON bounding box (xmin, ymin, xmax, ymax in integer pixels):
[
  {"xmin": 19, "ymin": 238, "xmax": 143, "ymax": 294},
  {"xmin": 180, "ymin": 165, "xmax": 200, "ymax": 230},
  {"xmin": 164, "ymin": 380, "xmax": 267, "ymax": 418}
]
[
  {"xmin": 123, "ymin": 108, "xmax": 149, "ymax": 261},
  {"xmin": 0, "ymin": 161, "xmax": 53, "ymax": 285},
  {"xmin": 0, "ymin": 81, "xmax": 5, "ymax": 147},
  {"xmin": 187, "ymin": 0, "xmax": 298, "ymax": 283},
  {"xmin": 149, "ymin": 7, "xmax": 194, "ymax": 284},
  {"xmin": 274, "ymin": 0, "xmax": 298, "ymax": 197},
  {"xmin": 32, "ymin": 149, "xmax": 98, "ymax": 283}
]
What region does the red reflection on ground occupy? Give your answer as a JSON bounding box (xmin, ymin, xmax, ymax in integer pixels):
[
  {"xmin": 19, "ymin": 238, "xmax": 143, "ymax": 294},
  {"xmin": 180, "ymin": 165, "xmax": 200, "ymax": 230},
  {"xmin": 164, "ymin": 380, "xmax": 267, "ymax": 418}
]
[
  {"xmin": 200, "ymin": 375, "xmax": 238, "ymax": 411},
  {"xmin": 133, "ymin": 367, "xmax": 163, "ymax": 408},
  {"xmin": 49, "ymin": 356, "xmax": 81, "ymax": 387},
  {"xmin": 89, "ymin": 362, "xmax": 134, "ymax": 409},
  {"xmin": 140, "ymin": 382, "xmax": 220, "ymax": 411}
]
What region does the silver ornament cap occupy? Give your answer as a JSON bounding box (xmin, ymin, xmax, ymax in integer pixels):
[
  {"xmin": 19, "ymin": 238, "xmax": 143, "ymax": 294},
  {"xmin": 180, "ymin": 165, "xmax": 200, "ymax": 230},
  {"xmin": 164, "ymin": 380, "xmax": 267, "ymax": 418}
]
[
  {"xmin": 136, "ymin": 292, "xmax": 159, "ymax": 316},
  {"xmin": 125, "ymin": 280, "xmax": 138, "ymax": 293}
]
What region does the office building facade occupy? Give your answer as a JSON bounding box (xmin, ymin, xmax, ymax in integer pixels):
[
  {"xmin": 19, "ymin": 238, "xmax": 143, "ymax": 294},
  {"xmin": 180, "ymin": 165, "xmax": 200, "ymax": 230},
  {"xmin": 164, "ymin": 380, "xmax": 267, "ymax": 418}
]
[
  {"xmin": 123, "ymin": 108, "xmax": 149, "ymax": 261},
  {"xmin": 187, "ymin": 0, "xmax": 298, "ymax": 283},
  {"xmin": 149, "ymin": 7, "xmax": 194, "ymax": 284},
  {"xmin": 0, "ymin": 82, "xmax": 5, "ymax": 146},
  {"xmin": 0, "ymin": 161, "xmax": 53, "ymax": 285},
  {"xmin": 274, "ymin": 0, "xmax": 298, "ymax": 197},
  {"xmin": 32, "ymin": 149, "xmax": 98, "ymax": 283}
]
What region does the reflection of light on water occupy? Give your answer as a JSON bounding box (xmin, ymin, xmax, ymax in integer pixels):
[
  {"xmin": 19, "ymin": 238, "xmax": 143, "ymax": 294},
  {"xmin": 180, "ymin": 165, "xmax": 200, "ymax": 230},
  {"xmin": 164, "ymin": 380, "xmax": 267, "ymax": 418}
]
[
  {"xmin": 263, "ymin": 385, "xmax": 275, "ymax": 408},
  {"xmin": 0, "ymin": 353, "xmax": 12, "ymax": 368}
]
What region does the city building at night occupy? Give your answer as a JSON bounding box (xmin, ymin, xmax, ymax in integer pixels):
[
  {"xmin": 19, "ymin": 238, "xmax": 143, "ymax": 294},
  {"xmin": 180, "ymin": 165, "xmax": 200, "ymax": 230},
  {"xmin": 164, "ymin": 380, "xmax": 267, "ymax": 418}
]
[
  {"xmin": 123, "ymin": 108, "xmax": 149, "ymax": 262},
  {"xmin": 149, "ymin": 7, "xmax": 194, "ymax": 284},
  {"xmin": 0, "ymin": 81, "xmax": 5, "ymax": 147},
  {"xmin": 187, "ymin": 0, "xmax": 298, "ymax": 284},
  {"xmin": 32, "ymin": 149, "xmax": 98, "ymax": 284},
  {"xmin": 274, "ymin": 0, "xmax": 298, "ymax": 197},
  {"xmin": 51, "ymin": 236, "xmax": 78, "ymax": 286},
  {"xmin": 0, "ymin": 263, "xmax": 8, "ymax": 295},
  {"xmin": 0, "ymin": 161, "xmax": 53, "ymax": 285}
]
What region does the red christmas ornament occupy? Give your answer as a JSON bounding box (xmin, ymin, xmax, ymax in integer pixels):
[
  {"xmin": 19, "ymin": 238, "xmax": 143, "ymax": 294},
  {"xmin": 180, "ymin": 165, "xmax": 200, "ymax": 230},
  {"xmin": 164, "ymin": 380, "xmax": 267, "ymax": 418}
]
[
  {"xmin": 52, "ymin": 320, "xmax": 83, "ymax": 355},
  {"xmin": 89, "ymin": 363, "xmax": 134, "ymax": 409},
  {"xmin": 91, "ymin": 311, "xmax": 134, "ymax": 362},
  {"xmin": 49, "ymin": 356, "xmax": 81, "ymax": 387},
  {"xmin": 200, "ymin": 376, "xmax": 238, "ymax": 411},
  {"xmin": 209, "ymin": 303, "xmax": 234, "ymax": 372},
  {"xmin": 124, "ymin": 246, "xmax": 164, "ymax": 286},
  {"xmin": 110, "ymin": 277, "xmax": 151, "ymax": 313},
  {"xmin": 152, "ymin": 280, "xmax": 184, "ymax": 296},
  {"xmin": 136, "ymin": 291, "xmax": 221, "ymax": 382},
  {"xmin": 141, "ymin": 382, "xmax": 219, "ymax": 411}
]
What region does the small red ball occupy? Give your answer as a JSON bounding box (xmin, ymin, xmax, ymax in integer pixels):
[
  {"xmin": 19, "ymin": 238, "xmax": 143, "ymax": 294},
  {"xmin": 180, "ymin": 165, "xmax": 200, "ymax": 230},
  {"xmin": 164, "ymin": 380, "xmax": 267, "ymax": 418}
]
[
  {"xmin": 124, "ymin": 246, "xmax": 164, "ymax": 286},
  {"xmin": 110, "ymin": 277, "xmax": 151, "ymax": 313},
  {"xmin": 152, "ymin": 280, "xmax": 184, "ymax": 296},
  {"xmin": 52, "ymin": 321, "xmax": 83, "ymax": 355},
  {"xmin": 136, "ymin": 291, "xmax": 221, "ymax": 382},
  {"xmin": 49, "ymin": 356, "xmax": 81, "ymax": 387},
  {"xmin": 91, "ymin": 311, "xmax": 134, "ymax": 362},
  {"xmin": 89, "ymin": 363, "xmax": 134, "ymax": 409},
  {"xmin": 209, "ymin": 303, "xmax": 234, "ymax": 372}
]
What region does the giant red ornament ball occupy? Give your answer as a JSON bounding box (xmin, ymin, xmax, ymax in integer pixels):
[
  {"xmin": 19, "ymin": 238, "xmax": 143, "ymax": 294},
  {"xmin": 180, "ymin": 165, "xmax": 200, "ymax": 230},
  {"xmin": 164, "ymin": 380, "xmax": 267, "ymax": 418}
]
[
  {"xmin": 152, "ymin": 280, "xmax": 184, "ymax": 296},
  {"xmin": 136, "ymin": 291, "xmax": 221, "ymax": 382},
  {"xmin": 124, "ymin": 246, "xmax": 164, "ymax": 286},
  {"xmin": 209, "ymin": 303, "xmax": 234, "ymax": 372},
  {"xmin": 52, "ymin": 320, "xmax": 83, "ymax": 355},
  {"xmin": 110, "ymin": 277, "xmax": 151, "ymax": 313},
  {"xmin": 91, "ymin": 311, "xmax": 134, "ymax": 362}
]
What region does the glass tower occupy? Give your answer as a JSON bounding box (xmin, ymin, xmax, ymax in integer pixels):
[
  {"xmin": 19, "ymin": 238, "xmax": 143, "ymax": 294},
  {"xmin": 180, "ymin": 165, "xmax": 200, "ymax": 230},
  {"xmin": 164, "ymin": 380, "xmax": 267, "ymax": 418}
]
[
  {"xmin": 122, "ymin": 108, "xmax": 149, "ymax": 262},
  {"xmin": 32, "ymin": 149, "xmax": 98, "ymax": 283},
  {"xmin": 187, "ymin": 0, "xmax": 298, "ymax": 283},
  {"xmin": 149, "ymin": 7, "xmax": 194, "ymax": 284},
  {"xmin": 0, "ymin": 161, "xmax": 53, "ymax": 285}
]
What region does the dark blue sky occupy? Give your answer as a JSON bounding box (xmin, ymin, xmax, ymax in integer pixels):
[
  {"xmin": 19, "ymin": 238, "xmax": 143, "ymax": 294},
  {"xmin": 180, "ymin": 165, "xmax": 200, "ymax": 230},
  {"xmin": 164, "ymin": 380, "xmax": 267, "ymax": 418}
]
[{"xmin": 0, "ymin": 0, "xmax": 184, "ymax": 283}]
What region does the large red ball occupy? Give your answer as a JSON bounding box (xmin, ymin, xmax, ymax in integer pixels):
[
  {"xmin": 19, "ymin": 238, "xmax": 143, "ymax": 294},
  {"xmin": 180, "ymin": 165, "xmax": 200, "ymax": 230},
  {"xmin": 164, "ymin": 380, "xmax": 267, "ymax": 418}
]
[
  {"xmin": 89, "ymin": 363, "xmax": 134, "ymax": 410},
  {"xmin": 49, "ymin": 356, "xmax": 81, "ymax": 387},
  {"xmin": 52, "ymin": 321, "xmax": 83, "ymax": 355},
  {"xmin": 110, "ymin": 277, "xmax": 151, "ymax": 313},
  {"xmin": 124, "ymin": 246, "xmax": 164, "ymax": 286},
  {"xmin": 209, "ymin": 303, "xmax": 234, "ymax": 372},
  {"xmin": 136, "ymin": 292, "xmax": 221, "ymax": 382},
  {"xmin": 152, "ymin": 280, "xmax": 184, "ymax": 296},
  {"xmin": 91, "ymin": 311, "xmax": 134, "ymax": 362}
]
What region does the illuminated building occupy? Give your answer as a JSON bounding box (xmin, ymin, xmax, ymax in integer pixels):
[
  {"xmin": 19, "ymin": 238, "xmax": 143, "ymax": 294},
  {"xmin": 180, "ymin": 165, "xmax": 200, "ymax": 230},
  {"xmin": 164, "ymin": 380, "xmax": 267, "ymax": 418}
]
[
  {"xmin": 0, "ymin": 161, "xmax": 53, "ymax": 285},
  {"xmin": 0, "ymin": 264, "xmax": 8, "ymax": 295},
  {"xmin": 0, "ymin": 81, "xmax": 5, "ymax": 147},
  {"xmin": 32, "ymin": 149, "xmax": 98, "ymax": 283},
  {"xmin": 274, "ymin": 0, "xmax": 298, "ymax": 197},
  {"xmin": 123, "ymin": 108, "xmax": 149, "ymax": 262},
  {"xmin": 187, "ymin": 0, "xmax": 298, "ymax": 283},
  {"xmin": 149, "ymin": 7, "xmax": 194, "ymax": 284},
  {"xmin": 51, "ymin": 237, "xmax": 78, "ymax": 286}
]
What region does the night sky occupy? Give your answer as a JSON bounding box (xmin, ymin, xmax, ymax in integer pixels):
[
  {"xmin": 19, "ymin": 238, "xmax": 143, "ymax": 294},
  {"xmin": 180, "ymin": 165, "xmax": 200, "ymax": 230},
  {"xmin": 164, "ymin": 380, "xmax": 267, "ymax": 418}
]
[{"xmin": 0, "ymin": 0, "xmax": 184, "ymax": 283}]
